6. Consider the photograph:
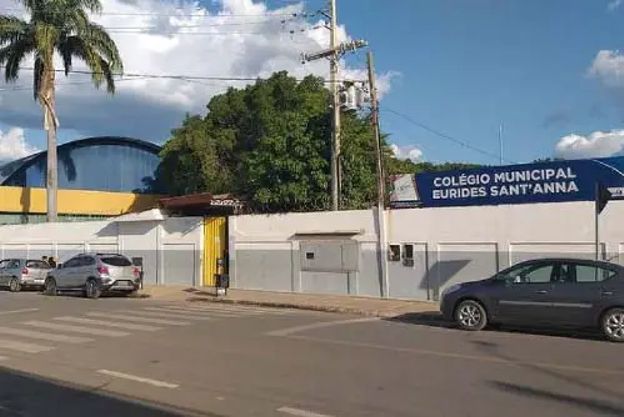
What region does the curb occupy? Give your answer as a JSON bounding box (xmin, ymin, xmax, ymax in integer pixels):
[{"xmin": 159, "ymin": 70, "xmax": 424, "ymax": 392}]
[{"xmin": 186, "ymin": 296, "xmax": 439, "ymax": 318}]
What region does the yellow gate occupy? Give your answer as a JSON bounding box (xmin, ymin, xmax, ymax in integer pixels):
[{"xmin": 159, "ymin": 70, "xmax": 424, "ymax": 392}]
[{"xmin": 203, "ymin": 217, "xmax": 227, "ymax": 286}]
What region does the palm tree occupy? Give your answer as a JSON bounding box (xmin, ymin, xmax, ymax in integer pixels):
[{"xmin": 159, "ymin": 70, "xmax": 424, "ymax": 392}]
[{"xmin": 0, "ymin": 0, "xmax": 123, "ymax": 222}]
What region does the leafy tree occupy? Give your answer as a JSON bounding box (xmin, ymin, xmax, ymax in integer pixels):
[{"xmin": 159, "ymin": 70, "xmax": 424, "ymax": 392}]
[
  {"xmin": 159, "ymin": 72, "xmax": 370, "ymax": 212},
  {"xmin": 158, "ymin": 71, "xmax": 481, "ymax": 212},
  {"xmin": 0, "ymin": 0, "xmax": 123, "ymax": 221},
  {"xmin": 386, "ymin": 157, "xmax": 481, "ymax": 175}
]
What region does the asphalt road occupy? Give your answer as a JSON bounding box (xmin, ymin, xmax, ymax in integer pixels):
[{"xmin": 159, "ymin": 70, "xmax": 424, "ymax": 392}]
[{"xmin": 0, "ymin": 290, "xmax": 621, "ymax": 417}]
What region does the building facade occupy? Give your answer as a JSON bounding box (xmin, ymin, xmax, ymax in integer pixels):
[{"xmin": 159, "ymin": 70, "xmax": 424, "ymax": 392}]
[{"xmin": 0, "ymin": 137, "xmax": 162, "ymax": 224}]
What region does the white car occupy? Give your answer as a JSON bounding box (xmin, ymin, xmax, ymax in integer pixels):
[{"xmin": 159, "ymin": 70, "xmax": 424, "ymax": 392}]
[{"xmin": 44, "ymin": 253, "xmax": 141, "ymax": 299}]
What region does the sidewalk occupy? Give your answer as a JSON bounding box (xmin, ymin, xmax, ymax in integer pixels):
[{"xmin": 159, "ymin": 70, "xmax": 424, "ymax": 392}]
[{"xmin": 140, "ymin": 285, "xmax": 439, "ymax": 318}]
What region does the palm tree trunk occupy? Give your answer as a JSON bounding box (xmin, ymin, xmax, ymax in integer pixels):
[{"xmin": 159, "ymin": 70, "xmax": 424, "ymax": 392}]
[{"xmin": 42, "ymin": 60, "xmax": 57, "ymax": 222}]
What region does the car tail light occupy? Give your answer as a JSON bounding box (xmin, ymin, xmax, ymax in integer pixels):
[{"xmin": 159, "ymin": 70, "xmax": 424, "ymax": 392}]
[
  {"xmin": 132, "ymin": 267, "xmax": 140, "ymax": 278},
  {"xmin": 97, "ymin": 265, "xmax": 109, "ymax": 275},
  {"xmin": 21, "ymin": 267, "xmax": 28, "ymax": 275}
]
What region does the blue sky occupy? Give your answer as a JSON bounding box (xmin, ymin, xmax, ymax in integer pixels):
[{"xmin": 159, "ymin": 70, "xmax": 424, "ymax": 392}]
[
  {"xmin": 334, "ymin": 0, "xmax": 624, "ymax": 164},
  {"xmin": 2, "ymin": 0, "xmax": 624, "ymax": 165}
]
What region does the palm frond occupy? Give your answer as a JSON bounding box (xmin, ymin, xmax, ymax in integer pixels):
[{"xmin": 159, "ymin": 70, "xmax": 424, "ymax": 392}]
[
  {"xmin": 0, "ymin": 15, "xmax": 29, "ymax": 45},
  {"xmin": 66, "ymin": 0, "xmax": 102, "ymax": 15},
  {"xmin": 0, "ymin": 38, "xmax": 33, "ymax": 82},
  {"xmin": 81, "ymin": 23, "xmax": 123, "ymax": 73}
]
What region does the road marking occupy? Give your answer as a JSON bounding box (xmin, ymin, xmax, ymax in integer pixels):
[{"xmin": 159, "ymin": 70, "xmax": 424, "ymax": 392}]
[
  {"xmin": 161, "ymin": 305, "xmax": 261, "ymax": 315},
  {"xmin": 54, "ymin": 317, "xmax": 162, "ymax": 331},
  {"xmin": 112, "ymin": 309, "xmax": 208, "ymax": 321},
  {"xmin": 141, "ymin": 307, "xmax": 233, "ymax": 318},
  {"xmin": 288, "ymin": 334, "xmax": 624, "ymax": 376},
  {"xmin": 0, "ymin": 308, "xmax": 39, "ymax": 315},
  {"xmin": 184, "ymin": 304, "xmax": 286, "ymax": 314},
  {"xmin": 97, "ymin": 369, "xmax": 179, "ymax": 389},
  {"xmin": 0, "ymin": 327, "xmax": 93, "ymax": 343},
  {"xmin": 23, "ymin": 321, "xmax": 130, "ymax": 337},
  {"xmin": 277, "ymin": 406, "xmax": 335, "ymax": 417},
  {"xmin": 267, "ymin": 317, "xmax": 379, "ymax": 337},
  {"xmin": 87, "ymin": 312, "xmax": 190, "ymax": 326},
  {"xmin": 0, "ymin": 338, "xmax": 54, "ymax": 353}
]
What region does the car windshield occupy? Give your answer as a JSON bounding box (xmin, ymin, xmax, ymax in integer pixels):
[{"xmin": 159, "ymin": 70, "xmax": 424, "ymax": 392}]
[{"xmin": 100, "ymin": 256, "xmax": 132, "ymax": 267}]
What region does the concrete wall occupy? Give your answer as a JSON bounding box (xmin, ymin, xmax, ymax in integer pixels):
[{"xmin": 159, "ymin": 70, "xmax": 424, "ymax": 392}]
[
  {"xmin": 229, "ymin": 201, "xmax": 624, "ymax": 300},
  {"xmin": 0, "ymin": 216, "xmax": 203, "ymax": 286},
  {"xmin": 229, "ymin": 210, "xmax": 381, "ymax": 296}
]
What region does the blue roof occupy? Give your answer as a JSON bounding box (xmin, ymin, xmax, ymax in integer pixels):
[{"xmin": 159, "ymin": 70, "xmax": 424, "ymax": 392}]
[{"xmin": 0, "ymin": 137, "xmax": 162, "ymax": 193}]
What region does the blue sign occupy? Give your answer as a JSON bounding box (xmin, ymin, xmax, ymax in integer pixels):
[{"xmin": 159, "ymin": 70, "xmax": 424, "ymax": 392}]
[{"xmin": 412, "ymin": 157, "xmax": 624, "ymax": 207}]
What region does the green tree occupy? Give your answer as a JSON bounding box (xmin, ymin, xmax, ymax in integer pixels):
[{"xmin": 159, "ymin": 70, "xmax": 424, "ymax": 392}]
[
  {"xmin": 159, "ymin": 72, "xmax": 369, "ymax": 212},
  {"xmin": 158, "ymin": 71, "xmax": 480, "ymax": 213},
  {"xmin": 0, "ymin": 0, "xmax": 123, "ymax": 221}
]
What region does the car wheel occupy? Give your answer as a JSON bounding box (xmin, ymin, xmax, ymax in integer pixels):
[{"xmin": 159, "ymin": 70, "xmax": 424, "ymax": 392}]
[
  {"xmin": 44, "ymin": 277, "xmax": 57, "ymax": 296},
  {"xmin": 455, "ymin": 299, "xmax": 488, "ymax": 331},
  {"xmin": 85, "ymin": 279, "xmax": 101, "ymax": 299},
  {"xmin": 602, "ymin": 308, "xmax": 624, "ymax": 343},
  {"xmin": 8, "ymin": 277, "xmax": 20, "ymax": 293}
]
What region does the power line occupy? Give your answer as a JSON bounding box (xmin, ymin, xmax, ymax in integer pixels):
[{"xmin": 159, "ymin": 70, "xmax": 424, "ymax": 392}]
[
  {"xmin": 383, "ymin": 107, "xmax": 517, "ymax": 164},
  {"xmin": 0, "ymin": 23, "xmax": 321, "ymax": 36},
  {"xmin": 0, "ymin": 7, "xmax": 312, "ymax": 18},
  {"xmin": 0, "ymin": 77, "xmax": 147, "ymax": 92},
  {"xmin": 0, "ymin": 66, "xmax": 366, "ymax": 85}
]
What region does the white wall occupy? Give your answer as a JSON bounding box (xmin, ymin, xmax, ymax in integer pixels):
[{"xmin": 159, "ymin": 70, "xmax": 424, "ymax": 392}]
[
  {"xmin": 229, "ymin": 201, "xmax": 624, "ymax": 300},
  {"xmin": 0, "ymin": 216, "xmax": 203, "ymax": 286}
]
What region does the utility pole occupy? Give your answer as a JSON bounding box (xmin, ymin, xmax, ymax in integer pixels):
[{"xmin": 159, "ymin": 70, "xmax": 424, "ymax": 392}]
[
  {"xmin": 367, "ymin": 51, "xmax": 384, "ymax": 210},
  {"xmin": 329, "ymin": 0, "xmax": 340, "ymax": 210},
  {"xmin": 302, "ymin": 0, "xmax": 366, "ymax": 211},
  {"xmin": 367, "ymin": 50, "xmax": 389, "ymax": 298}
]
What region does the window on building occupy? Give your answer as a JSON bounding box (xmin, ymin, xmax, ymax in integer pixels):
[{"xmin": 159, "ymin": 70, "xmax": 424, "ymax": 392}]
[{"xmin": 388, "ymin": 245, "xmax": 400, "ymax": 262}]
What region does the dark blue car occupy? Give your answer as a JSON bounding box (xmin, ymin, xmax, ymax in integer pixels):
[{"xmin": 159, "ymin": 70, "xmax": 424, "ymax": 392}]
[{"xmin": 440, "ymin": 258, "xmax": 624, "ymax": 342}]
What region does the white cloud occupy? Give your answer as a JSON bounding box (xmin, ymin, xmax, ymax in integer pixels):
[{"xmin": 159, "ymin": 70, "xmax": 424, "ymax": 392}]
[
  {"xmin": 588, "ymin": 50, "xmax": 624, "ymax": 88},
  {"xmin": 0, "ymin": 127, "xmax": 39, "ymax": 163},
  {"xmin": 554, "ymin": 129, "xmax": 624, "ymax": 159},
  {"xmin": 390, "ymin": 143, "xmax": 423, "ymax": 162},
  {"xmin": 0, "ymin": 0, "xmax": 397, "ymax": 142},
  {"xmin": 608, "ymin": 0, "xmax": 623, "ymax": 11}
]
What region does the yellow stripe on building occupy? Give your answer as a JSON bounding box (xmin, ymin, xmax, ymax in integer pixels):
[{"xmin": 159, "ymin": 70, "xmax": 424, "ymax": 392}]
[{"xmin": 0, "ymin": 186, "xmax": 161, "ymax": 216}]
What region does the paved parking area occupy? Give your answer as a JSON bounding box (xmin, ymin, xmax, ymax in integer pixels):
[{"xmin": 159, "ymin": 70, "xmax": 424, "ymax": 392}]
[{"xmin": 0, "ymin": 290, "xmax": 621, "ymax": 417}]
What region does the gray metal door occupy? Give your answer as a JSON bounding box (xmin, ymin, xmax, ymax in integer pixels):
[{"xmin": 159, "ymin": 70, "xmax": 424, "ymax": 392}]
[{"xmin": 386, "ymin": 243, "xmax": 428, "ymax": 300}]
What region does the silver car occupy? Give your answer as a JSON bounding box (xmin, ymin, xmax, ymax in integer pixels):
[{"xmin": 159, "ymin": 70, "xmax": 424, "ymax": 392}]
[
  {"xmin": 44, "ymin": 253, "xmax": 141, "ymax": 299},
  {"xmin": 0, "ymin": 259, "xmax": 52, "ymax": 292}
]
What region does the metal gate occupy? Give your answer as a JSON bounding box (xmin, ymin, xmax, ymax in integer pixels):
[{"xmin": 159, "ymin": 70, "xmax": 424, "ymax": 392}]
[{"xmin": 203, "ymin": 217, "xmax": 227, "ymax": 286}]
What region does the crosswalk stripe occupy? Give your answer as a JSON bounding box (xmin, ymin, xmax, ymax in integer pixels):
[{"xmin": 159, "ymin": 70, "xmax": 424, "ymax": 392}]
[
  {"xmin": 0, "ymin": 338, "xmax": 54, "ymax": 353},
  {"xmin": 0, "ymin": 327, "xmax": 93, "ymax": 344},
  {"xmin": 23, "ymin": 321, "xmax": 130, "ymax": 337},
  {"xmin": 114, "ymin": 309, "xmax": 212, "ymax": 321},
  {"xmin": 86, "ymin": 312, "xmax": 190, "ymax": 326},
  {"xmin": 54, "ymin": 317, "xmax": 162, "ymax": 332},
  {"xmin": 141, "ymin": 307, "xmax": 233, "ymax": 318},
  {"xmin": 161, "ymin": 305, "xmax": 261, "ymax": 315},
  {"xmin": 166, "ymin": 304, "xmax": 285, "ymax": 314}
]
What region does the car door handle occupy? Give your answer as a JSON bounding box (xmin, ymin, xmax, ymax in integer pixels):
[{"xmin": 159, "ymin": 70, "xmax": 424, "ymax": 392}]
[
  {"xmin": 535, "ymin": 290, "xmax": 548, "ymax": 294},
  {"xmin": 602, "ymin": 291, "xmax": 614, "ymax": 296}
]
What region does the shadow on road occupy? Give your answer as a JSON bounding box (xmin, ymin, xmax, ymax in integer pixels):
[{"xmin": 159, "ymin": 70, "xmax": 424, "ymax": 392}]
[
  {"xmin": 385, "ymin": 312, "xmax": 605, "ymax": 341},
  {"xmin": 488, "ymin": 381, "xmax": 624, "ymax": 417},
  {"xmin": 0, "ymin": 366, "xmax": 223, "ymax": 417},
  {"xmin": 473, "ymin": 339, "xmax": 624, "ymax": 405}
]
